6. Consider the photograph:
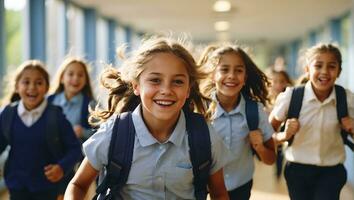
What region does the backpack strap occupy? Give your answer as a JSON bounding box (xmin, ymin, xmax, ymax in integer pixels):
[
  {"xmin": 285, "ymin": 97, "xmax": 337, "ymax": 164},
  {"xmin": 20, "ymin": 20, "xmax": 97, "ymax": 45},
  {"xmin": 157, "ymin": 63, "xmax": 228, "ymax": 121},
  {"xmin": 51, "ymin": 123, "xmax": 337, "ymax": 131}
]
[
  {"xmin": 286, "ymin": 86, "xmax": 305, "ymax": 146},
  {"xmin": 46, "ymin": 104, "xmax": 64, "ymax": 159},
  {"xmin": 185, "ymin": 111, "xmax": 211, "ymax": 200},
  {"xmin": 1, "ymin": 102, "xmax": 18, "ymax": 144},
  {"xmin": 245, "ymin": 96, "xmax": 259, "ymax": 131},
  {"xmin": 244, "ymin": 96, "xmax": 261, "ymax": 158},
  {"xmin": 334, "ymin": 85, "xmax": 354, "ymax": 151},
  {"xmin": 80, "ymin": 95, "xmax": 91, "ymax": 129},
  {"xmin": 95, "ymin": 112, "xmax": 135, "ymax": 197},
  {"xmin": 47, "ymin": 94, "xmax": 55, "ymax": 103}
]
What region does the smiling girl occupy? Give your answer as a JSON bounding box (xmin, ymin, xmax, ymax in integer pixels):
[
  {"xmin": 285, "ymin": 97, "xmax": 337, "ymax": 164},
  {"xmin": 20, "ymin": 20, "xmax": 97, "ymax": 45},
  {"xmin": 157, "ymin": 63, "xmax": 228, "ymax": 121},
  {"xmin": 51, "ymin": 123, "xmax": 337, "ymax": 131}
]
[
  {"xmin": 0, "ymin": 60, "xmax": 81, "ymax": 200},
  {"xmin": 270, "ymin": 43, "xmax": 354, "ymax": 200}
]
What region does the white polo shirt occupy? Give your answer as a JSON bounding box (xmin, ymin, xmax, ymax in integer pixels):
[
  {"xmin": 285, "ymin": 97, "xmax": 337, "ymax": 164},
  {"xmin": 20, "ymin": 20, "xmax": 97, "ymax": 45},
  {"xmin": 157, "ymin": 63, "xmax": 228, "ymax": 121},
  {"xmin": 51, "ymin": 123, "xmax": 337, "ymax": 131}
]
[{"xmin": 271, "ymin": 82, "xmax": 354, "ymax": 166}]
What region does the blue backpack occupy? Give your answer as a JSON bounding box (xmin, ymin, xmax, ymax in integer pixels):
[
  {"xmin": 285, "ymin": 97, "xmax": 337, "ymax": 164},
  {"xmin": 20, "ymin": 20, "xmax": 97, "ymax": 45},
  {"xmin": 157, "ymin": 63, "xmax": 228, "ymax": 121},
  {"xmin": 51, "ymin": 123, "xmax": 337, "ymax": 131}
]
[
  {"xmin": 94, "ymin": 111, "xmax": 212, "ymax": 200},
  {"xmin": 286, "ymin": 85, "xmax": 354, "ymax": 151}
]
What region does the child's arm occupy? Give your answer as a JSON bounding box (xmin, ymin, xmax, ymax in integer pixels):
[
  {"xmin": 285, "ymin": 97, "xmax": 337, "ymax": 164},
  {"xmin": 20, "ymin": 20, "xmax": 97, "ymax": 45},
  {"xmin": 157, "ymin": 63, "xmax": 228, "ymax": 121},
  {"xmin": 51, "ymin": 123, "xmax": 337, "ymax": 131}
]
[
  {"xmin": 249, "ymin": 130, "xmax": 276, "ymax": 165},
  {"xmin": 64, "ymin": 158, "xmax": 98, "ymax": 200},
  {"xmin": 208, "ymin": 168, "xmax": 229, "ymax": 200},
  {"xmin": 271, "ymin": 118, "xmax": 300, "ymax": 145}
]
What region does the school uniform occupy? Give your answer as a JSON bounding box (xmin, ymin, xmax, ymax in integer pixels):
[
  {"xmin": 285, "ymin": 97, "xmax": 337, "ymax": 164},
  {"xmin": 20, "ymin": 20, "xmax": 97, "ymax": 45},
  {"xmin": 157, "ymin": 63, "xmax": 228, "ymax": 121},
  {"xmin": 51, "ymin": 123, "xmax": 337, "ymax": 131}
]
[
  {"xmin": 0, "ymin": 100, "xmax": 82, "ymax": 200},
  {"xmin": 48, "ymin": 92, "xmax": 94, "ymax": 142},
  {"xmin": 211, "ymin": 94, "xmax": 273, "ymax": 200},
  {"xmin": 83, "ymin": 104, "xmax": 229, "ymax": 200},
  {"xmin": 48, "ymin": 92, "xmax": 94, "ymax": 195},
  {"xmin": 271, "ymin": 82, "xmax": 354, "ymax": 200}
]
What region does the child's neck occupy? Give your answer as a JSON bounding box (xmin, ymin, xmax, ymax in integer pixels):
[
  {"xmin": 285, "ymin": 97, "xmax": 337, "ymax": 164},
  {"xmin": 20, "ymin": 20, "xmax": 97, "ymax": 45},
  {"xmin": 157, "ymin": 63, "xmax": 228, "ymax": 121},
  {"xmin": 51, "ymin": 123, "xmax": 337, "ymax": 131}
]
[
  {"xmin": 64, "ymin": 91, "xmax": 79, "ymax": 101},
  {"xmin": 217, "ymin": 93, "xmax": 241, "ymax": 112},
  {"xmin": 23, "ymin": 99, "xmax": 44, "ymax": 111},
  {"xmin": 142, "ymin": 110, "xmax": 179, "ymax": 143},
  {"xmin": 311, "ymin": 84, "xmax": 333, "ymax": 102}
]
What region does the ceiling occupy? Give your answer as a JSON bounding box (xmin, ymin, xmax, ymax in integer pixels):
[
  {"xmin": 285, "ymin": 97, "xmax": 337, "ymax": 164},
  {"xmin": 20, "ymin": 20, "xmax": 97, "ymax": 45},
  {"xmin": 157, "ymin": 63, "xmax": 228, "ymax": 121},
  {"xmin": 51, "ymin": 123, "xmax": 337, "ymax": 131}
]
[{"xmin": 72, "ymin": 0, "xmax": 352, "ymax": 44}]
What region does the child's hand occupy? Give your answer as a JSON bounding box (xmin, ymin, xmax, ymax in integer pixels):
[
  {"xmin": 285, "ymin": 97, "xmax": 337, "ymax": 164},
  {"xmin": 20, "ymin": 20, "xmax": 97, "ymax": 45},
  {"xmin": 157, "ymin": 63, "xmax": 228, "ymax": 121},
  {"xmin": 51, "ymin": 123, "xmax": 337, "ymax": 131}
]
[
  {"xmin": 341, "ymin": 116, "xmax": 354, "ymax": 135},
  {"xmin": 284, "ymin": 118, "xmax": 300, "ymax": 140},
  {"xmin": 249, "ymin": 130, "xmax": 264, "ymax": 151},
  {"xmin": 74, "ymin": 125, "xmax": 83, "ymax": 138},
  {"xmin": 44, "ymin": 164, "xmax": 64, "ymax": 183}
]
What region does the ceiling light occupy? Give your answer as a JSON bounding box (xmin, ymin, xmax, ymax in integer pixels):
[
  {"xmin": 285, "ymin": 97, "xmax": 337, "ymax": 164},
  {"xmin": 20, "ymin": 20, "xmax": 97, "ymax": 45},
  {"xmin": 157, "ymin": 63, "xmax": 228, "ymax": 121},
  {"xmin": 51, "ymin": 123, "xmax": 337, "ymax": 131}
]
[
  {"xmin": 213, "ymin": 0, "xmax": 231, "ymax": 12},
  {"xmin": 214, "ymin": 21, "xmax": 230, "ymax": 32}
]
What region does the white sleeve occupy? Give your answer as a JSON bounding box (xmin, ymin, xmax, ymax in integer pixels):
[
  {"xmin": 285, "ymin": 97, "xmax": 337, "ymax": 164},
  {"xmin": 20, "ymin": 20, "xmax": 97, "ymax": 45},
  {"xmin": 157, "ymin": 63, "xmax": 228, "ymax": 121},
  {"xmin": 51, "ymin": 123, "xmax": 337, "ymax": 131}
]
[
  {"xmin": 346, "ymin": 88, "xmax": 354, "ymax": 118},
  {"xmin": 270, "ymin": 87, "xmax": 293, "ymax": 122},
  {"xmin": 82, "ymin": 116, "xmax": 116, "ymax": 170}
]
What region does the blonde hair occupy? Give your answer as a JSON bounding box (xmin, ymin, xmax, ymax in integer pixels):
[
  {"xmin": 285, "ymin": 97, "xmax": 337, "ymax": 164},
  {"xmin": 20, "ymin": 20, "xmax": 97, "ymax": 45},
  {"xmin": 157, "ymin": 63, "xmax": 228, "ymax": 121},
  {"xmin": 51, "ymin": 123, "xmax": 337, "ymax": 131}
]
[
  {"xmin": 3, "ymin": 60, "xmax": 49, "ymax": 104},
  {"xmin": 90, "ymin": 36, "xmax": 208, "ymax": 125},
  {"xmin": 198, "ymin": 44, "xmax": 270, "ymax": 119},
  {"xmin": 51, "ymin": 57, "xmax": 94, "ymax": 99}
]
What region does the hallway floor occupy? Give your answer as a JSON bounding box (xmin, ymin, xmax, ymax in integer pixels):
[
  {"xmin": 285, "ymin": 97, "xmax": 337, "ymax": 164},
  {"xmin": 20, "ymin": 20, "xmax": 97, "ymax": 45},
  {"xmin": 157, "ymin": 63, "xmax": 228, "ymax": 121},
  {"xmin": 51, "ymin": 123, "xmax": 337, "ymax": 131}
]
[
  {"xmin": 0, "ymin": 160, "xmax": 353, "ymax": 199},
  {"xmin": 250, "ymin": 159, "xmax": 354, "ymax": 200}
]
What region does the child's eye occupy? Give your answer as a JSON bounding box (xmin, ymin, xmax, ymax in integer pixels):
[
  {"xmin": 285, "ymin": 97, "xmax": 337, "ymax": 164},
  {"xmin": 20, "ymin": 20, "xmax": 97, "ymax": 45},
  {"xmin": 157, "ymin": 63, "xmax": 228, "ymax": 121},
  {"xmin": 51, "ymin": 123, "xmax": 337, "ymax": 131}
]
[
  {"xmin": 173, "ymin": 79, "xmax": 185, "ymax": 85},
  {"xmin": 149, "ymin": 78, "xmax": 160, "ymax": 84},
  {"xmin": 328, "ymin": 64, "xmax": 338, "ymax": 69},
  {"xmin": 219, "ymin": 68, "xmax": 228, "ymax": 73},
  {"xmin": 236, "ymin": 69, "xmax": 244, "ymax": 73},
  {"xmin": 314, "ymin": 64, "xmax": 322, "ymax": 69},
  {"xmin": 36, "ymin": 80, "xmax": 44, "ymax": 85},
  {"xmin": 22, "ymin": 80, "xmax": 30, "ymax": 85}
]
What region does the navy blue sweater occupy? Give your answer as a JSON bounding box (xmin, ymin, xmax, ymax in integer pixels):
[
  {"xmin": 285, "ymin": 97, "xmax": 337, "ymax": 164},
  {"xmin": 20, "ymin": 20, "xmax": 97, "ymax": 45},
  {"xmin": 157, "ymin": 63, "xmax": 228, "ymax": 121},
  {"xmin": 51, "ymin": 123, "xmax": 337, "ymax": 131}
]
[{"xmin": 0, "ymin": 104, "xmax": 82, "ymax": 192}]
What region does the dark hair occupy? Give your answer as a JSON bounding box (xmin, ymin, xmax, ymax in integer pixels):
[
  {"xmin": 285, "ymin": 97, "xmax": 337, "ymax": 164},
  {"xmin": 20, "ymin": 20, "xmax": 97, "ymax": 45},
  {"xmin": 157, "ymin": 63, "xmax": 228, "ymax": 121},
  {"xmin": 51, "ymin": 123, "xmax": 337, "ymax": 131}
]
[
  {"xmin": 270, "ymin": 70, "xmax": 293, "ymax": 86},
  {"xmin": 89, "ymin": 36, "xmax": 208, "ymax": 125},
  {"xmin": 198, "ymin": 44, "xmax": 270, "ymax": 118},
  {"xmin": 51, "ymin": 57, "xmax": 94, "ymax": 99},
  {"xmin": 5, "ymin": 60, "xmax": 49, "ymax": 103}
]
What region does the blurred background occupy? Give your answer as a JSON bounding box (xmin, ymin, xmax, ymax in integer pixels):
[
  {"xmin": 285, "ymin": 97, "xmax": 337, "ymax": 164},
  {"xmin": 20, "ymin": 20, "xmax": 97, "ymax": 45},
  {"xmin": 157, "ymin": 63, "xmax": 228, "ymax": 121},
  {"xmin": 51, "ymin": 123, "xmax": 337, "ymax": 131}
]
[{"xmin": 0, "ymin": 0, "xmax": 353, "ymax": 199}]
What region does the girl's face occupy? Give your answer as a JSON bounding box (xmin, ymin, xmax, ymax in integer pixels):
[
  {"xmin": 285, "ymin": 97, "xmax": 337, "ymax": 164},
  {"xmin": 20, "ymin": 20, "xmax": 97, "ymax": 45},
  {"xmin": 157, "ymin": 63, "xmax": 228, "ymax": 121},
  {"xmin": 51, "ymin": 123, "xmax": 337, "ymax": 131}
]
[
  {"xmin": 271, "ymin": 73, "xmax": 289, "ymax": 96},
  {"xmin": 16, "ymin": 69, "xmax": 48, "ymax": 110},
  {"xmin": 133, "ymin": 52, "xmax": 191, "ymax": 124},
  {"xmin": 213, "ymin": 52, "xmax": 246, "ymax": 100},
  {"xmin": 305, "ymin": 52, "xmax": 340, "ymax": 99},
  {"xmin": 61, "ymin": 62, "xmax": 87, "ymax": 99}
]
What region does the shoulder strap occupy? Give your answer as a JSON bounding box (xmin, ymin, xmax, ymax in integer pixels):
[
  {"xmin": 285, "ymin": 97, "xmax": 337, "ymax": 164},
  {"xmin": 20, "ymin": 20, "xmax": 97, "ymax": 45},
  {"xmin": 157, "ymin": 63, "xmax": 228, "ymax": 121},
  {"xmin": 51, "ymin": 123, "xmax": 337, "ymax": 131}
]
[
  {"xmin": 47, "ymin": 94, "xmax": 55, "ymax": 103},
  {"xmin": 287, "ymin": 86, "xmax": 305, "ymax": 146},
  {"xmin": 46, "ymin": 104, "xmax": 64, "ymax": 159},
  {"xmin": 80, "ymin": 95, "xmax": 91, "ymax": 128},
  {"xmin": 244, "ymin": 96, "xmax": 261, "ymax": 158},
  {"xmin": 95, "ymin": 112, "xmax": 135, "ymax": 197},
  {"xmin": 185, "ymin": 111, "xmax": 211, "ymax": 200},
  {"xmin": 335, "ymin": 85, "xmax": 354, "ymax": 151},
  {"xmin": 1, "ymin": 102, "xmax": 18, "ymax": 143},
  {"xmin": 244, "ymin": 97, "xmax": 259, "ymax": 131}
]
